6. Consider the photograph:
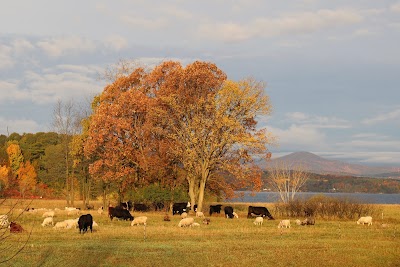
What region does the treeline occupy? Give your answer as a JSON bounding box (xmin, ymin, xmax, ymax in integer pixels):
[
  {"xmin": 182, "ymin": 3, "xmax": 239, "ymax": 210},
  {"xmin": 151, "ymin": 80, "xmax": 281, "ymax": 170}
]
[{"xmin": 261, "ymin": 171, "xmax": 400, "ymax": 194}]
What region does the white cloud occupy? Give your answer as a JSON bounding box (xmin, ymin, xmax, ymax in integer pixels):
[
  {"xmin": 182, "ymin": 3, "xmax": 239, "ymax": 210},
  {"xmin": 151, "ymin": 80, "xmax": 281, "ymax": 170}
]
[
  {"xmin": 11, "ymin": 38, "xmax": 35, "ymax": 55},
  {"xmin": 199, "ymin": 8, "xmax": 363, "ymax": 42},
  {"xmin": 362, "ymin": 108, "xmax": 400, "ymax": 125},
  {"xmin": 36, "ymin": 36, "xmax": 96, "ymax": 57},
  {"xmin": 390, "ymin": 3, "xmax": 400, "ymax": 13},
  {"xmin": 0, "ymin": 44, "xmax": 14, "ymax": 69},
  {"xmin": 285, "ymin": 112, "xmax": 351, "ymax": 129},
  {"xmin": 120, "ymin": 16, "xmax": 167, "ymax": 30},
  {"xmin": 24, "ymin": 68, "xmax": 102, "ymax": 104},
  {"xmin": 104, "ymin": 35, "xmax": 128, "ymax": 51},
  {"xmin": 0, "ymin": 80, "xmax": 29, "ymax": 102},
  {"xmin": 0, "ymin": 116, "xmax": 42, "ymax": 135},
  {"xmin": 268, "ymin": 124, "xmax": 328, "ymax": 151}
]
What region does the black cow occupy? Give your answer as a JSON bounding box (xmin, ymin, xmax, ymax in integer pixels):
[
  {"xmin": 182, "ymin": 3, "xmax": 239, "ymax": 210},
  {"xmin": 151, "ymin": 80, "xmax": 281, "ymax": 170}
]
[
  {"xmin": 108, "ymin": 206, "xmax": 134, "ymax": 221},
  {"xmin": 224, "ymin": 206, "xmax": 234, "ymax": 219},
  {"xmin": 133, "ymin": 203, "xmax": 150, "ymax": 212},
  {"xmin": 209, "ymin": 204, "xmax": 223, "ymax": 216},
  {"xmin": 119, "ymin": 201, "xmax": 133, "ymax": 211},
  {"xmin": 172, "ymin": 202, "xmax": 191, "ymax": 215},
  {"xmin": 153, "ymin": 202, "xmax": 165, "ymax": 211},
  {"xmin": 78, "ymin": 214, "xmax": 93, "ymax": 234},
  {"xmin": 247, "ymin": 206, "xmax": 274, "ymax": 219},
  {"xmin": 193, "ymin": 204, "xmax": 198, "ymax": 212}
]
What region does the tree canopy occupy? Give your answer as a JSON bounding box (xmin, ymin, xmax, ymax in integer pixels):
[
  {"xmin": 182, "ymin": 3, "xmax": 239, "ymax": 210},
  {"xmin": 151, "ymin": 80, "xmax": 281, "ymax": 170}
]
[{"xmin": 84, "ymin": 60, "xmax": 273, "ymax": 210}]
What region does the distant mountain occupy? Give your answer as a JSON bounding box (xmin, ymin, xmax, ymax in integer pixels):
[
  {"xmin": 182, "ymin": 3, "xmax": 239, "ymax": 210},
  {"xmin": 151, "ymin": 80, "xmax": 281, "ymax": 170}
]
[{"xmin": 262, "ymin": 151, "xmax": 400, "ymax": 177}]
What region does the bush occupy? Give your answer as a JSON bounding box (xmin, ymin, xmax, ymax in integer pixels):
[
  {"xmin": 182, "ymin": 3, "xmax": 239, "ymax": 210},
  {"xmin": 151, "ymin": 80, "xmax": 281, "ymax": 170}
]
[{"xmin": 274, "ymin": 195, "xmax": 379, "ymax": 220}]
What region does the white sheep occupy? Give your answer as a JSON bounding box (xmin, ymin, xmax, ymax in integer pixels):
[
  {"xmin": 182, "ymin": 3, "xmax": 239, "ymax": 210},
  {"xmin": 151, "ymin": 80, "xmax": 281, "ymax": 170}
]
[
  {"xmin": 53, "ymin": 221, "xmax": 68, "ymax": 229},
  {"xmin": 41, "ymin": 217, "xmax": 54, "ymax": 227},
  {"xmin": 181, "ymin": 212, "xmax": 188, "ymax": 219},
  {"xmin": 93, "ymin": 221, "xmax": 99, "ymax": 227},
  {"xmin": 42, "ymin": 211, "xmax": 55, "ymax": 217},
  {"xmin": 97, "ymin": 207, "xmax": 104, "ymax": 215},
  {"xmin": 131, "ymin": 216, "xmax": 148, "ymax": 226},
  {"xmin": 295, "ymin": 219, "xmax": 301, "ymax": 225},
  {"xmin": 0, "ymin": 214, "xmax": 10, "ymax": 228},
  {"xmin": 191, "ymin": 222, "xmax": 200, "ymax": 227},
  {"xmin": 64, "ymin": 218, "xmax": 79, "ymax": 229},
  {"xmin": 232, "ymin": 212, "xmax": 239, "ymax": 219},
  {"xmin": 278, "ymin": 219, "xmax": 291, "ymax": 228},
  {"xmin": 254, "ymin": 217, "xmax": 263, "ymax": 226},
  {"xmin": 196, "ymin": 211, "xmax": 205, "ymax": 218},
  {"xmin": 178, "ymin": 217, "xmax": 194, "ymax": 227},
  {"xmin": 357, "ymin": 216, "xmax": 372, "ymax": 226}
]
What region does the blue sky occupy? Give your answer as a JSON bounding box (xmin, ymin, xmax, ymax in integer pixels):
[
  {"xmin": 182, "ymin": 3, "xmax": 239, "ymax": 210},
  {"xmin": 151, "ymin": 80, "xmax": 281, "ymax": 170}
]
[{"xmin": 0, "ymin": 0, "xmax": 399, "ymax": 166}]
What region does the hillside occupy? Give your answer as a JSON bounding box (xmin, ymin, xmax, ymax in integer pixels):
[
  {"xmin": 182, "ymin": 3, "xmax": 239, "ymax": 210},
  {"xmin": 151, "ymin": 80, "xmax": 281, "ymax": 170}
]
[{"xmin": 262, "ymin": 151, "xmax": 400, "ymax": 177}]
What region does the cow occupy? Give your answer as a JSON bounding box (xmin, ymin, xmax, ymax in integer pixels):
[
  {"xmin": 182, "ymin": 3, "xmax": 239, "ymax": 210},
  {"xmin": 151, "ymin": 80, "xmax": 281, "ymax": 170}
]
[
  {"xmin": 108, "ymin": 206, "xmax": 134, "ymax": 221},
  {"xmin": 172, "ymin": 202, "xmax": 191, "ymax": 215},
  {"xmin": 209, "ymin": 204, "xmax": 223, "ymax": 216},
  {"xmin": 224, "ymin": 206, "xmax": 235, "ymax": 219},
  {"xmin": 133, "ymin": 203, "xmax": 150, "ymax": 212},
  {"xmin": 78, "ymin": 214, "xmax": 93, "ymax": 234},
  {"xmin": 10, "ymin": 222, "xmax": 24, "ymax": 233},
  {"xmin": 247, "ymin": 206, "xmax": 274, "ymax": 220},
  {"xmin": 153, "ymin": 202, "xmax": 165, "ymax": 211},
  {"xmin": 193, "ymin": 204, "xmax": 198, "ymax": 212},
  {"xmin": 119, "ymin": 201, "xmax": 133, "ymax": 211}
]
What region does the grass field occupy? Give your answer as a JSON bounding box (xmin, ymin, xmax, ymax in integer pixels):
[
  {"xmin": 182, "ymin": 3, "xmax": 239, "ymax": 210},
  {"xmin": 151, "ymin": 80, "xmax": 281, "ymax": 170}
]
[{"xmin": 1, "ymin": 199, "xmax": 399, "ymax": 267}]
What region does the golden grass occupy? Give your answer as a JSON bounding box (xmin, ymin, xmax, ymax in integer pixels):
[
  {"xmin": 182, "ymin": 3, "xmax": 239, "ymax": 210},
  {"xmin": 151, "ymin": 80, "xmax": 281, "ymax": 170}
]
[{"xmin": 1, "ymin": 199, "xmax": 399, "ymax": 267}]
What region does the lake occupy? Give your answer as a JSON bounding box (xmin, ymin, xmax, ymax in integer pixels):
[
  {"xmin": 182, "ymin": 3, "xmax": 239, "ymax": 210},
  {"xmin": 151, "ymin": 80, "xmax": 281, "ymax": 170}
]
[{"xmin": 226, "ymin": 191, "xmax": 400, "ymax": 204}]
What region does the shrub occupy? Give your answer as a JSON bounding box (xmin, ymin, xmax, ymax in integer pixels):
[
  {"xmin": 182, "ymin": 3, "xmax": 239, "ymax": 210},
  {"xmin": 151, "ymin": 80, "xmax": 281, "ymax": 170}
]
[{"xmin": 274, "ymin": 195, "xmax": 379, "ymax": 220}]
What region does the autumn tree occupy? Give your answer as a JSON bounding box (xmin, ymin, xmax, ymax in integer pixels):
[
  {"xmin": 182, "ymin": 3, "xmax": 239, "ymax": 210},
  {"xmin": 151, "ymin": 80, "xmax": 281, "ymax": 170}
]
[
  {"xmin": 6, "ymin": 142, "xmax": 24, "ymax": 177},
  {"xmin": 17, "ymin": 161, "xmax": 37, "ymax": 198},
  {"xmin": 152, "ymin": 62, "xmax": 272, "ymax": 212},
  {"xmin": 84, "ymin": 67, "xmax": 155, "ymax": 202},
  {"xmin": 267, "ymin": 163, "xmax": 308, "ymax": 203}
]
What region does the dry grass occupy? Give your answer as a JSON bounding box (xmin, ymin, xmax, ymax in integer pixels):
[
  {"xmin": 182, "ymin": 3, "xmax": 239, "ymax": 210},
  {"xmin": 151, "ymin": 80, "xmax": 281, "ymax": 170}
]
[{"xmin": 1, "ymin": 199, "xmax": 399, "ymax": 267}]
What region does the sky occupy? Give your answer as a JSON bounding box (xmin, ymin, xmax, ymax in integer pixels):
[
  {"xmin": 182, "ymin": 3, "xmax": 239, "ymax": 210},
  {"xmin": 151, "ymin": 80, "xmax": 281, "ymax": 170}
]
[{"xmin": 0, "ymin": 0, "xmax": 399, "ymax": 167}]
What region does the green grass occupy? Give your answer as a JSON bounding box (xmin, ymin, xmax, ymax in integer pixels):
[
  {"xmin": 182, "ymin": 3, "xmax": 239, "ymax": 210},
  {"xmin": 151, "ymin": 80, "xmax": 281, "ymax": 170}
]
[{"xmin": 1, "ymin": 200, "xmax": 399, "ymax": 267}]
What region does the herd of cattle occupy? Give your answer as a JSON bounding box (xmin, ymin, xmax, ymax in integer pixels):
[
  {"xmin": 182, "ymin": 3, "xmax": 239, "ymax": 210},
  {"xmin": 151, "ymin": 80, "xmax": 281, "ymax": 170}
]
[{"xmin": 0, "ymin": 201, "xmax": 375, "ymax": 234}]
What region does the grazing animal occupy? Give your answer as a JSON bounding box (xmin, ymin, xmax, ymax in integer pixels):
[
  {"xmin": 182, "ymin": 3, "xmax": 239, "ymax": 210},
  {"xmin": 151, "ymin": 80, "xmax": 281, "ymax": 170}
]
[
  {"xmin": 133, "ymin": 203, "xmax": 150, "ymax": 212},
  {"xmin": 357, "ymin": 216, "xmax": 372, "ymax": 226},
  {"xmin": 301, "ymin": 217, "xmax": 315, "ymax": 226},
  {"xmin": 196, "ymin": 211, "xmax": 205, "ymax": 218},
  {"xmin": 131, "ymin": 216, "xmax": 148, "ymax": 226},
  {"xmin": 209, "ymin": 204, "xmax": 223, "ymax": 216},
  {"xmin": 203, "ymin": 218, "xmax": 211, "ymax": 225},
  {"xmin": 295, "ymin": 219, "xmax": 302, "ymax": 225},
  {"xmin": 178, "ymin": 217, "xmax": 194, "ymax": 227},
  {"xmin": 10, "ymin": 222, "xmax": 24, "ymax": 233},
  {"xmin": 108, "ymin": 206, "xmax": 134, "ymax": 221},
  {"xmin": 224, "ymin": 206, "xmax": 235, "ymax": 219},
  {"xmin": 254, "ymin": 217, "xmax": 264, "ymax": 226},
  {"xmin": 42, "ymin": 211, "xmax": 55, "ymax": 217},
  {"xmin": 164, "ymin": 214, "xmax": 171, "ymax": 221},
  {"xmin": 181, "ymin": 212, "xmax": 188, "ymax": 219},
  {"xmin": 98, "ymin": 207, "xmax": 104, "ymax": 215},
  {"xmin": 247, "ymin": 206, "xmax": 274, "ymax": 219},
  {"xmin": 64, "ymin": 218, "xmax": 79, "ymax": 229},
  {"xmin": 278, "ymin": 219, "xmax": 291, "ymax": 228},
  {"xmin": 172, "ymin": 202, "xmax": 191, "ymax": 215},
  {"xmin": 232, "ymin": 212, "xmax": 239, "ymax": 218},
  {"xmin": 119, "ymin": 201, "xmax": 133, "ymax": 211},
  {"xmin": 65, "ymin": 207, "xmax": 80, "ymax": 216},
  {"xmin": 191, "ymin": 222, "xmax": 200, "ymax": 227},
  {"xmin": 78, "ymin": 214, "xmax": 93, "ymax": 234},
  {"xmin": 53, "ymin": 221, "xmax": 68, "ymax": 229},
  {"xmin": 41, "ymin": 217, "xmax": 54, "ymax": 227},
  {"xmin": 0, "ymin": 214, "xmax": 10, "ymax": 228},
  {"xmin": 193, "ymin": 204, "xmax": 198, "ymax": 212}
]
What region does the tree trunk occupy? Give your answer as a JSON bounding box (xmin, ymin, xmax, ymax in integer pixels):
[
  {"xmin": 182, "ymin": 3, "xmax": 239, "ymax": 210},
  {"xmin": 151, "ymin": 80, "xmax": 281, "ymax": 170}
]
[
  {"xmin": 187, "ymin": 177, "xmax": 196, "ymax": 214},
  {"xmin": 197, "ymin": 179, "xmax": 207, "ymax": 213}
]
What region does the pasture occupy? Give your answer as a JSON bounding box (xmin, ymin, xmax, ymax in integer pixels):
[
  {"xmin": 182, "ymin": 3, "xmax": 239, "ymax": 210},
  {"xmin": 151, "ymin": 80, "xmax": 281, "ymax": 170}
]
[{"xmin": 1, "ymin": 199, "xmax": 399, "ymax": 267}]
